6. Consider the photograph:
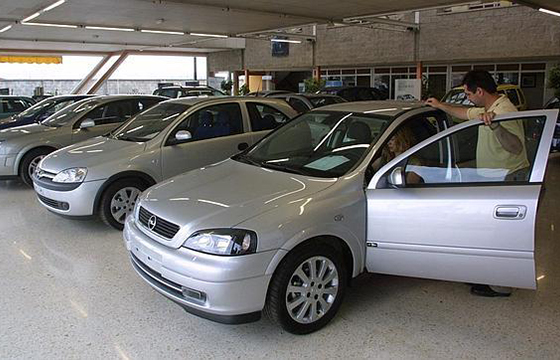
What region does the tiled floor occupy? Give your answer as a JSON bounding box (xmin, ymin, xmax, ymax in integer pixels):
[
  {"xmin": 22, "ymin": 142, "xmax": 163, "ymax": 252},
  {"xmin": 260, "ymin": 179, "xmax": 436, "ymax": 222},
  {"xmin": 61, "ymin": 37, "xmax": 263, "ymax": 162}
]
[{"xmin": 1, "ymin": 154, "xmax": 559, "ymax": 359}]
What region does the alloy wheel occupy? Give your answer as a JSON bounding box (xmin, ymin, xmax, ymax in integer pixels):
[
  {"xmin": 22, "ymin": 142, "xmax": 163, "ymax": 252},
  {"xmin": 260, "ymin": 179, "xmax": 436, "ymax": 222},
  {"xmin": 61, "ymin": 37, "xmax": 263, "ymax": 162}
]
[{"xmin": 110, "ymin": 187, "xmax": 141, "ymax": 224}]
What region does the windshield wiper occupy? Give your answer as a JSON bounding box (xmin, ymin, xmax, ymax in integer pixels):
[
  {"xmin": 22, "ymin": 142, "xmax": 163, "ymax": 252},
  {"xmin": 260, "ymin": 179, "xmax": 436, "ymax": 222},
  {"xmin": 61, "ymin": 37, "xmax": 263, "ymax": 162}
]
[
  {"xmin": 233, "ymin": 153, "xmax": 261, "ymax": 167},
  {"xmin": 117, "ymin": 135, "xmax": 146, "ymax": 142},
  {"xmin": 260, "ymin": 161, "xmax": 306, "ymax": 175}
]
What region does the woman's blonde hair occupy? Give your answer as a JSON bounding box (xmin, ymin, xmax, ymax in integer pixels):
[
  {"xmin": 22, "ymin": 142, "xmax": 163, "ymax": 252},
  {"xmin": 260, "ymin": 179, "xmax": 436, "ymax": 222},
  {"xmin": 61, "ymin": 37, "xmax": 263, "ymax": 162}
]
[{"xmin": 382, "ymin": 126, "xmax": 416, "ymax": 161}]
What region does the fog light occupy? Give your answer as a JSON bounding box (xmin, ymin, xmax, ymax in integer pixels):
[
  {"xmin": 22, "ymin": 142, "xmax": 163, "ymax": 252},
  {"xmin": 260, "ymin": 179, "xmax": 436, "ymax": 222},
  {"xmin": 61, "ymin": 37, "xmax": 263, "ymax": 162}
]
[
  {"xmin": 182, "ymin": 287, "xmax": 207, "ymax": 304},
  {"xmin": 61, "ymin": 202, "xmax": 69, "ymax": 211}
]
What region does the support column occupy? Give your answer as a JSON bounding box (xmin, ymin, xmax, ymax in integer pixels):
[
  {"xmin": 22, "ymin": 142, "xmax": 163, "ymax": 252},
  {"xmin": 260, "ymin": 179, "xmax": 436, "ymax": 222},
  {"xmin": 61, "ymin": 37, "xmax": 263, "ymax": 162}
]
[
  {"xmin": 193, "ymin": 57, "xmax": 198, "ymax": 81},
  {"xmin": 233, "ymin": 71, "xmax": 239, "ymax": 95},
  {"xmin": 313, "ymin": 66, "xmax": 321, "ymax": 81},
  {"xmin": 416, "ymin": 61, "xmax": 422, "ymax": 80},
  {"xmin": 87, "ymin": 51, "xmax": 129, "ymax": 94},
  {"xmin": 244, "ymin": 69, "xmax": 250, "ymax": 91},
  {"xmin": 71, "ymin": 54, "xmax": 112, "ymax": 94}
]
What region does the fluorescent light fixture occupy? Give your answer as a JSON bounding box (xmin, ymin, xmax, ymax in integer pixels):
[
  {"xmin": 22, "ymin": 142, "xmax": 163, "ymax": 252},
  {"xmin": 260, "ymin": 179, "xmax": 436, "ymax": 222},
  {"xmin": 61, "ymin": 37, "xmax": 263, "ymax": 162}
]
[
  {"xmin": 85, "ymin": 26, "xmax": 135, "ymax": 32},
  {"xmin": 141, "ymin": 29, "xmax": 185, "ymax": 35},
  {"xmin": 43, "ymin": 0, "xmax": 66, "ymax": 12},
  {"xmin": 0, "ymin": 25, "xmax": 12, "ymax": 33},
  {"xmin": 270, "ymin": 38, "xmax": 301, "ymax": 44},
  {"xmin": 190, "ymin": 32, "xmax": 228, "ymax": 38},
  {"xmin": 539, "ymin": 8, "xmax": 560, "ymax": 17},
  {"xmin": 22, "ymin": 12, "xmax": 41, "ymax": 23},
  {"xmin": 23, "ymin": 22, "xmax": 77, "ymax": 28}
]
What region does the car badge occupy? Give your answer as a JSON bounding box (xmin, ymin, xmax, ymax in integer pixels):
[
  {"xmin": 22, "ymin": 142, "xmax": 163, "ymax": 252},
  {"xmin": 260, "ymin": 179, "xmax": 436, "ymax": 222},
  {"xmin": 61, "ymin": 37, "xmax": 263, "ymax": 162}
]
[{"xmin": 148, "ymin": 215, "xmax": 157, "ymax": 230}]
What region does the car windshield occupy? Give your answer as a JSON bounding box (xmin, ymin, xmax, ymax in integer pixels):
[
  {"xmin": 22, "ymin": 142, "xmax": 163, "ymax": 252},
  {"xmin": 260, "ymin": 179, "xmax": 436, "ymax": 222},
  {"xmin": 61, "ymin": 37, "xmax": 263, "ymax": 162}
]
[
  {"xmin": 111, "ymin": 102, "xmax": 190, "ymax": 142},
  {"xmin": 41, "ymin": 98, "xmax": 102, "ymax": 127},
  {"xmin": 14, "ymin": 98, "xmax": 56, "ymax": 119},
  {"xmin": 234, "ymin": 111, "xmax": 391, "ymax": 178}
]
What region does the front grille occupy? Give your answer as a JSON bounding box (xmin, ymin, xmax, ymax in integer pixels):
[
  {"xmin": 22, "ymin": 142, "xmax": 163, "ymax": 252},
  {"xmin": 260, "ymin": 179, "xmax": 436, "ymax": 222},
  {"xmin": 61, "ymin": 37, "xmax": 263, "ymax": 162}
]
[
  {"xmin": 138, "ymin": 206, "xmax": 180, "ymax": 239},
  {"xmin": 37, "ymin": 194, "xmax": 69, "ymax": 210}
]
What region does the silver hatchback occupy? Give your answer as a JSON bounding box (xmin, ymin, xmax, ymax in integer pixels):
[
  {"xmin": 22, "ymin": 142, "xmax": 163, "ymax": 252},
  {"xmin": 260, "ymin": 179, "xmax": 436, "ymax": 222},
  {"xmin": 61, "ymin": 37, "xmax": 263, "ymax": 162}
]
[
  {"xmin": 124, "ymin": 101, "xmax": 557, "ymax": 334},
  {"xmin": 33, "ymin": 97, "xmax": 297, "ymax": 229}
]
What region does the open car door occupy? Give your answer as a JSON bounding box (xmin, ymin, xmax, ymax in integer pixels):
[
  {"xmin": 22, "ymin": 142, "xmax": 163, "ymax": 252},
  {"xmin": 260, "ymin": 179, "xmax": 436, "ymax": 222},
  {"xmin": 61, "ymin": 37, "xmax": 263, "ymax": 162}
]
[{"xmin": 365, "ymin": 109, "xmax": 558, "ymax": 289}]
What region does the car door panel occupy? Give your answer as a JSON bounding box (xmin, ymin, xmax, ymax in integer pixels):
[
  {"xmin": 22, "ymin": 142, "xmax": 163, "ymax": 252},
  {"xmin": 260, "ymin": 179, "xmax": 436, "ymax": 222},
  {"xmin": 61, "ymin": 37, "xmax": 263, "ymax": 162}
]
[{"xmin": 365, "ymin": 110, "xmax": 558, "ymax": 289}]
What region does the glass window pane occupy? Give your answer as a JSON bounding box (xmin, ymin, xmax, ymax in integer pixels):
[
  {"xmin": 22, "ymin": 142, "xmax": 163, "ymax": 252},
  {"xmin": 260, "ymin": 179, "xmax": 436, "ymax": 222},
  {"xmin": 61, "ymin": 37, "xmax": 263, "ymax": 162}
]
[
  {"xmin": 247, "ymin": 102, "xmax": 290, "ymax": 130},
  {"xmin": 399, "ymin": 117, "xmax": 545, "ymax": 185}
]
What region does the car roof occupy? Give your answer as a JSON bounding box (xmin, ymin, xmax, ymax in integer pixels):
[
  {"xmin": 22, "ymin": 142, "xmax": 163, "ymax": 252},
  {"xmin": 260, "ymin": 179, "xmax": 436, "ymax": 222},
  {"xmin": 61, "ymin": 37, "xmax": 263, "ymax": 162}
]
[
  {"xmin": 0, "ymin": 95, "xmax": 34, "ymax": 99},
  {"xmin": 91, "ymin": 94, "xmax": 165, "ymax": 103},
  {"xmin": 451, "ymin": 84, "xmax": 520, "ymax": 90},
  {"xmin": 317, "ymin": 100, "xmax": 424, "ymax": 116},
  {"xmin": 163, "ymin": 96, "xmax": 289, "ymax": 107}
]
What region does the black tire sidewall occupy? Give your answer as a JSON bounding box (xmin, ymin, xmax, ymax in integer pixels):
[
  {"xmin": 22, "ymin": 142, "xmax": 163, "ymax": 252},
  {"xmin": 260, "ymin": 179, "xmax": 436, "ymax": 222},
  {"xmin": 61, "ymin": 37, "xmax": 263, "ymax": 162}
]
[
  {"xmin": 20, "ymin": 149, "xmax": 52, "ymax": 187},
  {"xmin": 268, "ymin": 243, "xmax": 347, "ymax": 334},
  {"xmin": 99, "ymin": 178, "xmax": 146, "ymax": 230}
]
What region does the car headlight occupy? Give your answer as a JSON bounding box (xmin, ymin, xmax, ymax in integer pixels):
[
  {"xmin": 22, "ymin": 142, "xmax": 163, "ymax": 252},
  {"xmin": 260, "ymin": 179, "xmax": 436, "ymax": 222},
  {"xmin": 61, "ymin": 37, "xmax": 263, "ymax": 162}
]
[
  {"xmin": 52, "ymin": 168, "xmax": 88, "ymax": 183},
  {"xmin": 183, "ymin": 229, "xmax": 257, "ymax": 256}
]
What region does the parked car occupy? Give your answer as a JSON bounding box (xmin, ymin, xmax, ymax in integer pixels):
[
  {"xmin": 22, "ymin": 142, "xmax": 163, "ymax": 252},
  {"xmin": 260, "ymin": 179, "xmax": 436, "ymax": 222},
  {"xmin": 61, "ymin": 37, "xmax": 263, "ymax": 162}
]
[
  {"xmin": 396, "ymin": 94, "xmax": 416, "ymax": 101},
  {"xmin": 0, "ymin": 95, "xmax": 94, "ymax": 130},
  {"xmin": 442, "ymin": 84, "xmax": 527, "ymax": 111},
  {"xmin": 0, "ymin": 96, "xmax": 36, "ymax": 119},
  {"xmin": 153, "ymin": 86, "xmax": 225, "ymax": 98},
  {"xmin": 33, "ymin": 97, "xmax": 297, "ymax": 229},
  {"xmin": 245, "ymin": 90, "xmax": 291, "ymax": 97},
  {"xmin": 319, "ymin": 86, "xmax": 388, "ymax": 102},
  {"xmin": 124, "ymin": 99, "xmax": 557, "ymax": 333},
  {"xmin": 544, "ymin": 96, "xmax": 560, "ymax": 151},
  {"xmin": 0, "ymin": 95, "xmax": 165, "ymax": 186},
  {"xmin": 269, "ymin": 93, "xmax": 347, "ymax": 114}
]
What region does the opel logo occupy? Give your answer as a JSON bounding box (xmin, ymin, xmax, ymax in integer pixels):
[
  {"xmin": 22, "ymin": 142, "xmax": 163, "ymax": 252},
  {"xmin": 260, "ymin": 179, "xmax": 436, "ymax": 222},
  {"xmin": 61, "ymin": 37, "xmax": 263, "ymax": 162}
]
[{"xmin": 148, "ymin": 215, "xmax": 157, "ymax": 230}]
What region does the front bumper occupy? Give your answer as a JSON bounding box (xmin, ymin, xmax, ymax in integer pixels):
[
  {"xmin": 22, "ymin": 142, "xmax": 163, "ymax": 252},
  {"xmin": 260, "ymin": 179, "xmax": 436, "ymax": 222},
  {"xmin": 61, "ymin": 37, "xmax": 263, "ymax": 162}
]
[
  {"xmin": 33, "ymin": 179, "xmax": 105, "ymax": 216},
  {"xmin": 123, "ymin": 215, "xmax": 274, "ymax": 323}
]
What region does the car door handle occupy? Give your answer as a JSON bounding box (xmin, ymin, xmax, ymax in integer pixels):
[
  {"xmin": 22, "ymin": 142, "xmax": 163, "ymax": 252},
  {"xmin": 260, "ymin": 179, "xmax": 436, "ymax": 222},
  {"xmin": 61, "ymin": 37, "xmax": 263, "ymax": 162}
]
[
  {"xmin": 494, "ymin": 206, "xmax": 527, "ymax": 220},
  {"xmin": 238, "ymin": 142, "xmax": 249, "ymax": 151}
]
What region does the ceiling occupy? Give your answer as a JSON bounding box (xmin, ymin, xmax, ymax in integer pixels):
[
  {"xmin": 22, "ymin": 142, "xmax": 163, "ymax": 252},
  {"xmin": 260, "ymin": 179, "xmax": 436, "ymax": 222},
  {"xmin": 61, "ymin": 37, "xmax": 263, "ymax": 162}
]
[{"xmin": 0, "ymin": 0, "xmax": 558, "ymax": 55}]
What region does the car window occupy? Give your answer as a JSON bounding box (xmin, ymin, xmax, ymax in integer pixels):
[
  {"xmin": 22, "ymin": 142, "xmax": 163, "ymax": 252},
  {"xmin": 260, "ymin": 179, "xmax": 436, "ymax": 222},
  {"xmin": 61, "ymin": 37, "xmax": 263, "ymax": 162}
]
[
  {"xmin": 504, "ymin": 89, "xmax": 520, "ymax": 107},
  {"xmin": 378, "ymin": 117, "xmax": 545, "ymax": 187},
  {"xmin": 235, "ymin": 111, "xmax": 392, "ymax": 178},
  {"xmin": 166, "ymin": 103, "xmax": 243, "ymax": 145},
  {"xmin": 246, "ymin": 102, "xmax": 291, "ymax": 131},
  {"xmin": 357, "ymin": 88, "xmax": 375, "ymax": 101},
  {"xmin": 6, "ymin": 99, "xmax": 27, "ymax": 112},
  {"xmin": 157, "ymin": 89, "xmax": 179, "ymax": 98},
  {"xmin": 287, "ymin": 98, "xmax": 310, "ymax": 114},
  {"xmin": 113, "ymin": 102, "xmax": 190, "ymax": 142}
]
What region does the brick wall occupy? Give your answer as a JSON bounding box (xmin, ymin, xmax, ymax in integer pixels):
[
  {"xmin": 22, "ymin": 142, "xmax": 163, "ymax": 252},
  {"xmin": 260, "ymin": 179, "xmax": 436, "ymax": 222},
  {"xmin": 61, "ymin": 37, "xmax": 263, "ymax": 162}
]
[{"xmin": 208, "ymin": 5, "xmax": 560, "ymax": 73}]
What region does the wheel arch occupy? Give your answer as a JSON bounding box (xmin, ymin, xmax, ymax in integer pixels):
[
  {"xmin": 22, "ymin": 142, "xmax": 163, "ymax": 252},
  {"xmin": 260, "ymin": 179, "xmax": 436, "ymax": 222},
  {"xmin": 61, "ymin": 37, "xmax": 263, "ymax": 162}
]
[
  {"xmin": 16, "ymin": 145, "xmax": 59, "ymax": 176},
  {"xmin": 93, "ymin": 171, "xmax": 157, "ymax": 213}
]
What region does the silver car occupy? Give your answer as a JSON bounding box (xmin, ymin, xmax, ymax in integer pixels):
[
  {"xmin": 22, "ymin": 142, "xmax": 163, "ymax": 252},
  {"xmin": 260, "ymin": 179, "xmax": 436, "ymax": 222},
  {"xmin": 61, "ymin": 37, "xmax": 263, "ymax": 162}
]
[
  {"xmin": 0, "ymin": 95, "xmax": 164, "ymax": 186},
  {"xmin": 33, "ymin": 97, "xmax": 297, "ymax": 229},
  {"xmin": 123, "ymin": 101, "xmax": 558, "ymax": 334}
]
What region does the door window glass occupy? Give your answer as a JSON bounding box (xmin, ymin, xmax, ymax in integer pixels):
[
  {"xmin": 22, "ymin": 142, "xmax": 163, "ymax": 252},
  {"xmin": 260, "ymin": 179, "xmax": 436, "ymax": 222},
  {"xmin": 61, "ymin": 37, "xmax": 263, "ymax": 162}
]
[
  {"xmin": 287, "ymin": 98, "xmax": 309, "ymax": 114},
  {"xmin": 380, "ymin": 117, "xmax": 546, "ymax": 187},
  {"xmin": 167, "ymin": 103, "xmax": 243, "ymax": 145},
  {"xmin": 247, "ymin": 102, "xmax": 291, "ymax": 131}
]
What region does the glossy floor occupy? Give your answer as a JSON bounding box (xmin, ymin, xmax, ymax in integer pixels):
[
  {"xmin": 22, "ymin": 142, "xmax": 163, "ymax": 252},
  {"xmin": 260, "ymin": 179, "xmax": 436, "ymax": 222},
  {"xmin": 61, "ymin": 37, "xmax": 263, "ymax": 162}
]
[{"xmin": 1, "ymin": 155, "xmax": 559, "ymax": 359}]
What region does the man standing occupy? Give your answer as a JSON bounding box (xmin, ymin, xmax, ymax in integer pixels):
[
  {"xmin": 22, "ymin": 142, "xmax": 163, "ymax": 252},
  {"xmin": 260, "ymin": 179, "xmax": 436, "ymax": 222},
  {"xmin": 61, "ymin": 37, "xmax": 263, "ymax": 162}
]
[{"xmin": 425, "ymin": 70, "xmax": 529, "ymax": 297}]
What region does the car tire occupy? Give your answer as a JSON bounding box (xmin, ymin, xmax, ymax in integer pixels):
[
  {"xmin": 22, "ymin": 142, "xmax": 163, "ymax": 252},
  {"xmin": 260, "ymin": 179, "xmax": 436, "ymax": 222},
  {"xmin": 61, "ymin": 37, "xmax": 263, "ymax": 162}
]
[
  {"xmin": 19, "ymin": 148, "xmax": 53, "ymax": 187},
  {"xmin": 99, "ymin": 178, "xmax": 147, "ymax": 230},
  {"xmin": 264, "ymin": 241, "xmax": 347, "ymax": 334}
]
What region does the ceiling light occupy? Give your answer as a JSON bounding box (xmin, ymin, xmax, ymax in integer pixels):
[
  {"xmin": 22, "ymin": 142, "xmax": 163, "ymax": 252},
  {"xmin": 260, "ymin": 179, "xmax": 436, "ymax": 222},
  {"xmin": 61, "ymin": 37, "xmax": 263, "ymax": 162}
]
[
  {"xmin": 22, "ymin": 12, "xmax": 41, "ymax": 23},
  {"xmin": 190, "ymin": 32, "xmax": 228, "ymax": 38},
  {"xmin": 0, "ymin": 25, "xmax": 12, "ymax": 33},
  {"xmin": 270, "ymin": 38, "xmax": 301, "ymax": 44},
  {"xmin": 539, "ymin": 8, "xmax": 560, "ymax": 17},
  {"xmin": 85, "ymin": 26, "xmax": 135, "ymax": 32},
  {"xmin": 23, "ymin": 22, "xmax": 78, "ymax": 28},
  {"xmin": 141, "ymin": 29, "xmax": 185, "ymax": 35},
  {"xmin": 43, "ymin": 0, "xmax": 66, "ymax": 12}
]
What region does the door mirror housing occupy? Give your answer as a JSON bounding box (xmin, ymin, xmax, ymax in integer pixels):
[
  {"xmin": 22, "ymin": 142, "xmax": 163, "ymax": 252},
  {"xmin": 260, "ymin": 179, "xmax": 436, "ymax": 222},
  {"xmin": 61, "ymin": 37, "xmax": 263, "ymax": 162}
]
[
  {"xmin": 388, "ymin": 167, "xmax": 405, "ymax": 188},
  {"xmin": 175, "ymin": 130, "xmax": 192, "ymax": 142},
  {"xmin": 80, "ymin": 119, "xmax": 95, "ymax": 129}
]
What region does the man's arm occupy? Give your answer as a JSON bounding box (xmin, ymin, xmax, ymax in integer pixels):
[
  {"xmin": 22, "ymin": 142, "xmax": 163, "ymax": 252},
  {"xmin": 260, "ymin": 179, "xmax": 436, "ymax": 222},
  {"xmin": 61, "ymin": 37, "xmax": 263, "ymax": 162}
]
[
  {"xmin": 491, "ymin": 123, "xmax": 524, "ymax": 155},
  {"xmin": 424, "ymin": 98, "xmax": 470, "ymax": 120}
]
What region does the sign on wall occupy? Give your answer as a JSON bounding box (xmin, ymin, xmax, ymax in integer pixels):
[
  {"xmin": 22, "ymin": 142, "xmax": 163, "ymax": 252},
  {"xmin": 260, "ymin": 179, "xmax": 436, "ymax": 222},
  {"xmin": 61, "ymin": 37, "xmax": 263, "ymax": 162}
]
[{"xmin": 395, "ymin": 79, "xmax": 421, "ymax": 101}]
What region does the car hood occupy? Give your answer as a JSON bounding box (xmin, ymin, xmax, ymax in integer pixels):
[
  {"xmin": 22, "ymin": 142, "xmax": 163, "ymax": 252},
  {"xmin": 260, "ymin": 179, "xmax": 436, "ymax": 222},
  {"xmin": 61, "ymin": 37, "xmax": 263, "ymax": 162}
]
[
  {"xmin": 0, "ymin": 122, "xmax": 58, "ymax": 140},
  {"xmin": 139, "ymin": 159, "xmax": 337, "ymax": 248},
  {"xmin": 40, "ymin": 136, "xmax": 146, "ymax": 174}
]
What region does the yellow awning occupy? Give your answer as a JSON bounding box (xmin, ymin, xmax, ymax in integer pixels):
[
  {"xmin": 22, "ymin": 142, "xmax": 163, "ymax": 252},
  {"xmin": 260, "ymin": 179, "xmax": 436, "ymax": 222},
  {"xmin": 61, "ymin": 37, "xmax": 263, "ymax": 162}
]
[{"xmin": 0, "ymin": 56, "xmax": 62, "ymax": 64}]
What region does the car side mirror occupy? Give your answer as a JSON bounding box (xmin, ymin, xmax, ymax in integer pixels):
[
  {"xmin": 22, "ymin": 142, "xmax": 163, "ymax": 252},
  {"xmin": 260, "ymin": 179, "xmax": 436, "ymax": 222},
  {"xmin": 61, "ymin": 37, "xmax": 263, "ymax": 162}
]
[
  {"xmin": 388, "ymin": 167, "xmax": 405, "ymax": 188},
  {"xmin": 175, "ymin": 130, "xmax": 192, "ymax": 142},
  {"xmin": 80, "ymin": 119, "xmax": 95, "ymax": 129}
]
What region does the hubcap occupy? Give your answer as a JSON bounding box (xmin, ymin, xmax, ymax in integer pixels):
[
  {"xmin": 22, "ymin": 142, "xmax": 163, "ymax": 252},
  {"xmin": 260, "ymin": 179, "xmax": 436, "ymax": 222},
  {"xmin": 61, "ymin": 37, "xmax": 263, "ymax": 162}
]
[
  {"xmin": 29, "ymin": 155, "xmax": 46, "ymax": 180},
  {"xmin": 285, "ymin": 256, "xmax": 339, "ymax": 324},
  {"xmin": 110, "ymin": 187, "xmax": 141, "ymax": 224}
]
